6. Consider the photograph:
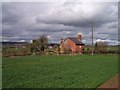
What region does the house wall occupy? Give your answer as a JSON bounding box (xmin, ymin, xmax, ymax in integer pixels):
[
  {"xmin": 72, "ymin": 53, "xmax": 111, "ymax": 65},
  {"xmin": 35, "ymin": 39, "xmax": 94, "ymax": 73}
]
[
  {"xmin": 64, "ymin": 38, "xmax": 76, "ymax": 52},
  {"xmin": 76, "ymin": 45, "xmax": 84, "ymax": 53},
  {"xmin": 64, "ymin": 38, "xmax": 84, "ymax": 53}
]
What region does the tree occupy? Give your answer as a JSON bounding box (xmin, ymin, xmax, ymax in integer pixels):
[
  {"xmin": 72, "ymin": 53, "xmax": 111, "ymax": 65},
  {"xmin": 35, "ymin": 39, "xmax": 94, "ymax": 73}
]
[
  {"xmin": 31, "ymin": 35, "xmax": 48, "ymax": 54},
  {"xmin": 37, "ymin": 35, "xmax": 48, "ymax": 51},
  {"xmin": 31, "ymin": 39, "xmax": 38, "ymax": 54},
  {"xmin": 55, "ymin": 46, "xmax": 60, "ymax": 54},
  {"xmin": 94, "ymin": 41, "xmax": 108, "ymax": 54}
]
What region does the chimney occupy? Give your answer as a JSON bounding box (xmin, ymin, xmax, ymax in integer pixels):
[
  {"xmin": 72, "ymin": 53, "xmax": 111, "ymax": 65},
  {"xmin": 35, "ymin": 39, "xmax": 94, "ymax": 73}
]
[
  {"xmin": 60, "ymin": 38, "xmax": 64, "ymax": 44},
  {"xmin": 77, "ymin": 33, "xmax": 82, "ymax": 41}
]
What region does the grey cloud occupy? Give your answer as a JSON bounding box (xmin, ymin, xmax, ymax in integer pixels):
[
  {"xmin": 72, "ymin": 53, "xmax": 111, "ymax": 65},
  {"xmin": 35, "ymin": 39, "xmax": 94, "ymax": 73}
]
[
  {"xmin": 2, "ymin": 3, "xmax": 22, "ymax": 25},
  {"xmin": 109, "ymin": 24, "xmax": 118, "ymax": 29},
  {"xmin": 2, "ymin": 2, "xmax": 118, "ymax": 45},
  {"xmin": 36, "ymin": 2, "xmax": 117, "ymax": 27}
]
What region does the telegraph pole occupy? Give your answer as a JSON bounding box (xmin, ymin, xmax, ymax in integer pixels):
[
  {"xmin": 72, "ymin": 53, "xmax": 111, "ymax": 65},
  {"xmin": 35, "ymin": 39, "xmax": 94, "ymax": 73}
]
[{"xmin": 91, "ymin": 23, "xmax": 94, "ymax": 55}]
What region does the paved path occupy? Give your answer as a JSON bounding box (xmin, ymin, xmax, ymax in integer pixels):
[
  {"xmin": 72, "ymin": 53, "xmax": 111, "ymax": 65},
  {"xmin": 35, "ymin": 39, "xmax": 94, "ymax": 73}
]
[{"xmin": 97, "ymin": 73, "xmax": 120, "ymax": 89}]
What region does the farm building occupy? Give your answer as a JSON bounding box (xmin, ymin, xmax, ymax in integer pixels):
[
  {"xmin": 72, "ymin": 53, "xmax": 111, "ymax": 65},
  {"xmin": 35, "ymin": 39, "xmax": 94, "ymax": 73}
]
[{"xmin": 60, "ymin": 34, "xmax": 85, "ymax": 54}]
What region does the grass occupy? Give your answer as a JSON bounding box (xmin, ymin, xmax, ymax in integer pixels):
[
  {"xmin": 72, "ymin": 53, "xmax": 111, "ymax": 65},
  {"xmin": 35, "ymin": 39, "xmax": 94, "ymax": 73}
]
[
  {"xmin": 2, "ymin": 55, "xmax": 118, "ymax": 88},
  {"xmin": 107, "ymin": 46, "xmax": 118, "ymax": 51}
]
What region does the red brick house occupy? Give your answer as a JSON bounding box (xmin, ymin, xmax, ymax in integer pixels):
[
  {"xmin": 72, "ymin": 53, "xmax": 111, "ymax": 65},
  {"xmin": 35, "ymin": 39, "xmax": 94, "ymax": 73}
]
[{"xmin": 60, "ymin": 34, "xmax": 85, "ymax": 54}]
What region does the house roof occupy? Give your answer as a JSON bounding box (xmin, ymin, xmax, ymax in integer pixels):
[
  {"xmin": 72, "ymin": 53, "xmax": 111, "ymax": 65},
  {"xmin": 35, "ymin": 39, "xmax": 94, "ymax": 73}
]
[
  {"xmin": 65, "ymin": 37, "xmax": 85, "ymax": 45},
  {"xmin": 48, "ymin": 43, "xmax": 59, "ymax": 46}
]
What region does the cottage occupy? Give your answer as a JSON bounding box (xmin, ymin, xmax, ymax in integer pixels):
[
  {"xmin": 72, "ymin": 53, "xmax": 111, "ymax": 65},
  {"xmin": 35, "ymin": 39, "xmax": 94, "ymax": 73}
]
[{"xmin": 60, "ymin": 34, "xmax": 85, "ymax": 54}]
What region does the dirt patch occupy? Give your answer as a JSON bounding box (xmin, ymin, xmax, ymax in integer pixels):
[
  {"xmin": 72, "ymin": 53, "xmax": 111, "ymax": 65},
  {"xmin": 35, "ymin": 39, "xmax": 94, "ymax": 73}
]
[{"xmin": 97, "ymin": 73, "xmax": 120, "ymax": 89}]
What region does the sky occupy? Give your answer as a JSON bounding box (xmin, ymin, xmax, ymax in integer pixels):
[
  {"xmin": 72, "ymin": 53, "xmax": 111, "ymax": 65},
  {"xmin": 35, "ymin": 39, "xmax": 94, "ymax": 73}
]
[{"xmin": 1, "ymin": 0, "xmax": 119, "ymax": 45}]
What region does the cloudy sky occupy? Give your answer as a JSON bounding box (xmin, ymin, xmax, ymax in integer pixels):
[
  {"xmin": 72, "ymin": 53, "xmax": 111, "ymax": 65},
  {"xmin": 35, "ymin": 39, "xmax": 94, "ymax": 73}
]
[{"xmin": 1, "ymin": 1, "xmax": 119, "ymax": 45}]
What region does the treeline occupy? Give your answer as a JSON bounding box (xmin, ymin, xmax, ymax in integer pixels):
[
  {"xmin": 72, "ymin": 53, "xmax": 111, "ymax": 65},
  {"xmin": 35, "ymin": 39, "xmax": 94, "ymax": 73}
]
[
  {"xmin": 2, "ymin": 44, "xmax": 31, "ymax": 57},
  {"xmin": 84, "ymin": 50, "xmax": 120, "ymax": 54},
  {"xmin": 2, "ymin": 35, "xmax": 55, "ymax": 57},
  {"xmin": 2, "ymin": 35, "xmax": 120, "ymax": 57},
  {"xmin": 84, "ymin": 42, "xmax": 119, "ymax": 54}
]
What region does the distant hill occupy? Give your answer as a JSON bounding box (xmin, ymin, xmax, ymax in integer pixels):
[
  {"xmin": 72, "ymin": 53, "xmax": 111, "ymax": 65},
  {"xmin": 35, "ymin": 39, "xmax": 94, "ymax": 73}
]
[{"xmin": 1, "ymin": 42, "xmax": 28, "ymax": 45}]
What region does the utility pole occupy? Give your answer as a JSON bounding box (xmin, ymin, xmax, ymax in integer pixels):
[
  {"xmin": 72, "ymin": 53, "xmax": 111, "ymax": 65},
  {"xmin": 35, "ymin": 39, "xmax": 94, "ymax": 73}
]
[{"xmin": 91, "ymin": 23, "xmax": 94, "ymax": 55}]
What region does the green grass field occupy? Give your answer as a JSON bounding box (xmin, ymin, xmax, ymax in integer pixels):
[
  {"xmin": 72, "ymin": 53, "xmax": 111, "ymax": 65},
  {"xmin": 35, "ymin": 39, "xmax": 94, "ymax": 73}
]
[{"xmin": 2, "ymin": 55, "xmax": 119, "ymax": 88}]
